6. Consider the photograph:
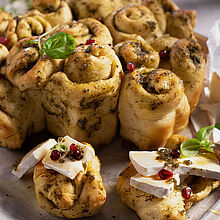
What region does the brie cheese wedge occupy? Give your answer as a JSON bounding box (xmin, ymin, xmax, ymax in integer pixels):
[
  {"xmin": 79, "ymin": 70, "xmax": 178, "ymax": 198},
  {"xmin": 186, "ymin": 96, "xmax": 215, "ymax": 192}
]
[{"xmin": 12, "ymin": 139, "xmax": 57, "ymax": 178}]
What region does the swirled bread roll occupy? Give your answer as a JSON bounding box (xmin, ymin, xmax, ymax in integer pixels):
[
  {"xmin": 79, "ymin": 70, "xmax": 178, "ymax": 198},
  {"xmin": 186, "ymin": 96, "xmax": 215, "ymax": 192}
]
[
  {"xmin": 57, "ymin": 18, "xmax": 112, "ymax": 46},
  {"xmin": 67, "ymin": 0, "xmax": 121, "ymax": 20},
  {"xmin": 117, "ymin": 134, "xmax": 220, "ymax": 220},
  {"xmin": 42, "ymin": 43, "xmax": 123, "ymax": 147},
  {"xmin": 118, "ymin": 67, "xmax": 190, "ymax": 150},
  {"xmin": 166, "ymin": 10, "xmax": 197, "ymax": 39},
  {"xmin": 0, "ymin": 76, "xmax": 33, "ymax": 149},
  {"xmin": 6, "ymin": 10, "xmax": 52, "ymax": 48},
  {"xmin": 142, "ymin": 0, "xmax": 179, "ymax": 33},
  {"xmin": 104, "ymin": 5, "xmax": 162, "ymax": 44},
  {"xmin": 34, "ymin": 155, "xmax": 106, "ymax": 218},
  {"xmin": 170, "ymin": 39, "xmax": 205, "ymax": 112},
  {"xmin": 114, "ymin": 40, "xmax": 159, "ymax": 71},
  {"xmin": 6, "ymin": 37, "xmax": 63, "ymax": 91},
  {"xmin": 0, "ymin": 10, "xmax": 12, "ymax": 36},
  {"xmin": 32, "ymin": 0, "xmax": 73, "ymax": 27}
]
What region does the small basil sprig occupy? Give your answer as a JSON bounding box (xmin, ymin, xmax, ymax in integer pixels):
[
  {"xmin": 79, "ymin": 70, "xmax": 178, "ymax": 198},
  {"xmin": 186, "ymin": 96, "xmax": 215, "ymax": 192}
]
[
  {"xmin": 180, "ymin": 123, "xmax": 220, "ymax": 157},
  {"xmin": 25, "ymin": 25, "xmax": 75, "ymax": 59},
  {"xmin": 51, "ymin": 142, "xmax": 67, "ymax": 153}
]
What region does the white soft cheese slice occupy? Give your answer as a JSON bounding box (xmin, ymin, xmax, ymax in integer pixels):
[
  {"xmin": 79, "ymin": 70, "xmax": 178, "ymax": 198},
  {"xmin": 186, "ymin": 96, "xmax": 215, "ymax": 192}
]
[
  {"xmin": 130, "ymin": 174, "xmax": 180, "ymax": 198},
  {"xmin": 130, "ymin": 151, "xmax": 220, "ymax": 180},
  {"xmin": 42, "ymin": 136, "xmax": 95, "ymax": 180},
  {"xmin": 12, "ymin": 139, "xmax": 57, "ymax": 178}
]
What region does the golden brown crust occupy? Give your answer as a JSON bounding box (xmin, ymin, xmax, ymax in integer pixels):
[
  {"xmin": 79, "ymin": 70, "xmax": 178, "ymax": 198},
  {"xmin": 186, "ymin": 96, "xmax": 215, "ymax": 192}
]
[
  {"xmin": 118, "ymin": 67, "xmax": 190, "ymax": 150},
  {"xmin": 0, "ymin": 10, "xmax": 12, "ymax": 37},
  {"xmin": 57, "ymin": 18, "xmax": 113, "ymax": 46},
  {"xmin": 34, "ymin": 155, "xmax": 106, "ymax": 218},
  {"xmin": 6, "ymin": 37, "xmax": 63, "ymax": 91},
  {"xmin": 104, "ymin": 5, "xmax": 162, "ymax": 44}
]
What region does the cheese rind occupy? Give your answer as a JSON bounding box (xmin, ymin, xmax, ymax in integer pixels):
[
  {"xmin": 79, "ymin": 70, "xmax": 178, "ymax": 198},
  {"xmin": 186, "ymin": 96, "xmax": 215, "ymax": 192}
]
[{"xmin": 12, "ymin": 139, "xmax": 57, "ymax": 178}]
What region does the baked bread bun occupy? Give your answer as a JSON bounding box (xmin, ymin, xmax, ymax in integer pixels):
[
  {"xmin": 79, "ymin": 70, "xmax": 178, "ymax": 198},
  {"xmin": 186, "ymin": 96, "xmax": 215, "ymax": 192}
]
[
  {"xmin": 32, "ymin": 0, "xmax": 73, "ymax": 27},
  {"xmin": 0, "ymin": 10, "xmax": 12, "ymax": 37},
  {"xmin": 117, "ymin": 134, "xmax": 220, "ymax": 220},
  {"xmin": 57, "ymin": 18, "xmax": 113, "ymax": 46},
  {"xmin": 6, "ymin": 10, "xmax": 52, "ymax": 48},
  {"xmin": 114, "ymin": 40, "xmax": 160, "ymax": 71},
  {"xmin": 0, "ymin": 43, "xmax": 9, "ymax": 75},
  {"xmin": 6, "ymin": 37, "xmax": 63, "ymax": 91},
  {"xmin": 104, "ymin": 4, "xmax": 162, "ymax": 44},
  {"xmin": 118, "ymin": 67, "xmax": 190, "ymax": 150},
  {"xmin": 42, "ymin": 43, "xmax": 123, "ymax": 147}
]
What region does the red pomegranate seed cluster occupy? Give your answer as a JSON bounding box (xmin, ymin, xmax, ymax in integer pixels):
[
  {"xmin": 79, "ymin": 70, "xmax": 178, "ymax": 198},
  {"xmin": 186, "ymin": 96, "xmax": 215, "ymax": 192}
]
[
  {"xmin": 171, "ymin": 149, "xmax": 180, "ymax": 158},
  {"xmin": 126, "ymin": 62, "xmax": 135, "ymax": 72},
  {"xmin": 159, "ymin": 50, "xmax": 169, "ymax": 61},
  {"xmin": 96, "ymin": 18, "xmax": 103, "ymax": 23},
  {"xmin": 69, "ymin": 144, "xmax": 81, "ymax": 158},
  {"xmin": 182, "ymin": 187, "xmax": 192, "ymax": 200},
  {"xmin": 0, "ymin": 36, "xmax": 9, "ymax": 46},
  {"xmin": 85, "ymin": 39, "xmax": 96, "ymax": 45},
  {"xmin": 158, "ymin": 169, "xmax": 173, "ymax": 180},
  {"xmin": 50, "ymin": 150, "xmax": 61, "ymax": 161}
]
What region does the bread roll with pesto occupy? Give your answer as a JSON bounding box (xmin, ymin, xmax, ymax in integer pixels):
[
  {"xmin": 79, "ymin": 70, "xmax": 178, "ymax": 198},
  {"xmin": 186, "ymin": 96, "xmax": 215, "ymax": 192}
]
[
  {"xmin": 42, "ymin": 43, "xmax": 123, "ymax": 147},
  {"xmin": 104, "ymin": 5, "xmax": 162, "ymax": 44},
  {"xmin": 118, "ymin": 67, "xmax": 190, "ymax": 150},
  {"xmin": 57, "ymin": 18, "xmax": 113, "ymax": 46}
]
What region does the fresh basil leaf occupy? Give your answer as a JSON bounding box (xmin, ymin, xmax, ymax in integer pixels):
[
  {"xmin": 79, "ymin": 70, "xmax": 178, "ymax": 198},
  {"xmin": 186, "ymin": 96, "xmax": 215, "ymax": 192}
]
[
  {"xmin": 51, "ymin": 143, "xmax": 67, "ymax": 153},
  {"xmin": 200, "ymin": 145, "xmax": 214, "ymax": 153},
  {"xmin": 180, "ymin": 139, "xmax": 201, "ymax": 157},
  {"xmin": 25, "ymin": 40, "xmax": 37, "ymax": 45},
  {"xmin": 43, "ymin": 32, "xmax": 75, "ymax": 59},
  {"xmin": 215, "ymin": 123, "xmax": 220, "ymax": 130},
  {"xmin": 197, "ymin": 125, "xmax": 215, "ymax": 142}
]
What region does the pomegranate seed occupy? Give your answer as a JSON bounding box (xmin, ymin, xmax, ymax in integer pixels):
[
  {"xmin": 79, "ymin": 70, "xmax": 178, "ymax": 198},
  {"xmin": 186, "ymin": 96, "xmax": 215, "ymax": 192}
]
[
  {"xmin": 50, "ymin": 150, "xmax": 61, "ymax": 161},
  {"xmin": 85, "ymin": 39, "xmax": 96, "ymax": 45},
  {"xmin": 158, "ymin": 169, "xmax": 173, "ymax": 180},
  {"xmin": 126, "ymin": 62, "xmax": 135, "ymax": 72},
  {"xmin": 96, "ymin": 18, "xmax": 103, "ymax": 23},
  {"xmin": 159, "ymin": 50, "xmax": 169, "ymax": 61},
  {"xmin": 0, "ymin": 36, "xmax": 9, "ymax": 46},
  {"xmin": 171, "ymin": 149, "xmax": 180, "ymax": 158},
  {"xmin": 182, "ymin": 187, "xmax": 192, "ymax": 200},
  {"xmin": 69, "ymin": 144, "xmax": 81, "ymax": 158}
]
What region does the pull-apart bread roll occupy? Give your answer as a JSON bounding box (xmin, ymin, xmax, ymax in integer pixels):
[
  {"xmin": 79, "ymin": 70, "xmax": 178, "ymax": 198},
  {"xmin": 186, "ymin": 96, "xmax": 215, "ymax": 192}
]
[
  {"xmin": 0, "ymin": 43, "xmax": 9, "ymax": 75},
  {"xmin": 0, "ymin": 10, "xmax": 12, "ymax": 36},
  {"xmin": 170, "ymin": 39, "xmax": 206, "ymax": 112},
  {"xmin": 117, "ymin": 134, "xmax": 220, "ymax": 220},
  {"xmin": 6, "ymin": 10, "xmax": 52, "ymax": 48},
  {"xmin": 6, "ymin": 37, "xmax": 63, "ymax": 91},
  {"xmin": 67, "ymin": 0, "xmax": 121, "ymax": 20},
  {"xmin": 114, "ymin": 40, "xmax": 160, "ymax": 71},
  {"xmin": 118, "ymin": 67, "xmax": 190, "ymax": 150},
  {"xmin": 104, "ymin": 5, "xmax": 162, "ymax": 44},
  {"xmin": 42, "ymin": 43, "xmax": 123, "ymax": 147},
  {"xmin": 12, "ymin": 136, "xmax": 106, "ymax": 217},
  {"xmin": 57, "ymin": 18, "xmax": 113, "ymax": 46},
  {"xmin": 32, "ymin": 0, "xmax": 73, "ymax": 27},
  {"xmin": 0, "ymin": 76, "xmax": 33, "ymax": 149}
]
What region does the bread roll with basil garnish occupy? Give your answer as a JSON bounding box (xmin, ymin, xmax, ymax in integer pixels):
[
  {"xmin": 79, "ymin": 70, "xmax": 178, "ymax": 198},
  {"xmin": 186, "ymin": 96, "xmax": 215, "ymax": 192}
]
[
  {"xmin": 6, "ymin": 10, "xmax": 52, "ymax": 48},
  {"xmin": 170, "ymin": 38, "xmax": 206, "ymax": 112},
  {"xmin": 118, "ymin": 67, "xmax": 190, "ymax": 150},
  {"xmin": 114, "ymin": 40, "xmax": 160, "ymax": 72},
  {"xmin": 104, "ymin": 5, "xmax": 162, "ymax": 44},
  {"xmin": 32, "ymin": 0, "xmax": 73, "ymax": 27},
  {"xmin": 67, "ymin": 0, "xmax": 121, "ymax": 20},
  {"xmin": 57, "ymin": 18, "xmax": 112, "ymax": 46},
  {"xmin": 0, "ymin": 76, "xmax": 33, "ymax": 149},
  {"xmin": 6, "ymin": 37, "xmax": 63, "ymax": 91},
  {"xmin": 42, "ymin": 43, "xmax": 123, "ymax": 147},
  {"xmin": 0, "ymin": 10, "xmax": 12, "ymax": 37}
]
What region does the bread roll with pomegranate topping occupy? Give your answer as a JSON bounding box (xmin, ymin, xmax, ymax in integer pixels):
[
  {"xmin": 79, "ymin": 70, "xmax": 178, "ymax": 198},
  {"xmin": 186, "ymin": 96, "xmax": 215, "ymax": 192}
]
[
  {"xmin": 57, "ymin": 18, "xmax": 112, "ymax": 46},
  {"xmin": 42, "ymin": 43, "xmax": 123, "ymax": 147},
  {"xmin": 118, "ymin": 67, "xmax": 190, "ymax": 150},
  {"xmin": 104, "ymin": 5, "xmax": 162, "ymax": 44},
  {"xmin": 0, "ymin": 10, "xmax": 12, "ymax": 36},
  {"xmin": 170, "ymin": 39, "xmax": 205, "ymax": 112},
  {"xmin": 67, "ymin": 0, "xmax": 121, "ymax": 20},
  {"xmin": 6, "ymin": 10, "xmax": 52, "ymax": 48},
  {"xmin": 32, "ymin": 0, "xmax": 73, "ymax": 27},
  {"xmin": 0, "ymin": 76, "xmax": 33, "ymax": 149},
  {"xmin": 114, "ymin": 40, "xmax": 159, "ymax": 72},
  {"xmin": 34, "ymin": 155, "xmax": 106, "ymax": 218},
  {"xmin": 6, "ymin": 37, "xmax": 63, "ymax": 91},
  {"xmin": 166, "ymin": 10, "xmax": 197, "ymax": 39}
]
